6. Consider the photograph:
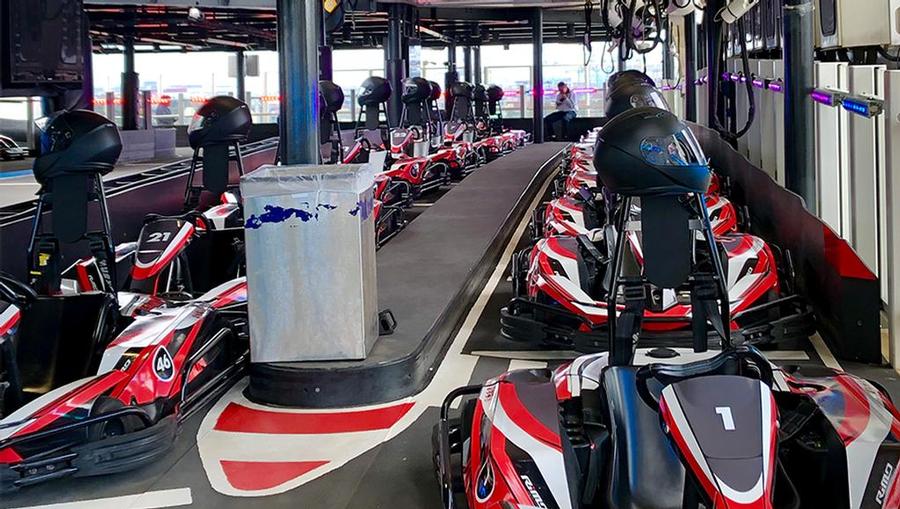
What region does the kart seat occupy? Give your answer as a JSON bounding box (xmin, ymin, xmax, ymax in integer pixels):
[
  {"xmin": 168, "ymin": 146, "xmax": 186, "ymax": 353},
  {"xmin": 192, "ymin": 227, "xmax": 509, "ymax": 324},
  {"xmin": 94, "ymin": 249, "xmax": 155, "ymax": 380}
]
[
  {"xmin": 599, "ymin": 366, "xmax": 685, "ymax": 509},
  {"xmin": 16, "ymin": 293, "xmax": 115, "ymax": 398}
]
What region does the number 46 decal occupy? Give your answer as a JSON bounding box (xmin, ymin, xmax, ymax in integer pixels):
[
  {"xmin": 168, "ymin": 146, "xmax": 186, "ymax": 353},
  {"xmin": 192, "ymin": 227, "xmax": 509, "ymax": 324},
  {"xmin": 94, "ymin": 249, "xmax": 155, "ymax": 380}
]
[{"xmin": 715, "ymin": 406, "xmax": 736, "ymax": 431}]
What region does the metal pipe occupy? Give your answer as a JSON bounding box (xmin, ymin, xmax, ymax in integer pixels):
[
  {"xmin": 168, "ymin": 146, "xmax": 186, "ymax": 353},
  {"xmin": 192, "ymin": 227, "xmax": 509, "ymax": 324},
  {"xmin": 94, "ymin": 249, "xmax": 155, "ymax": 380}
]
[
  {"xmin": 277, "ymin": 0, "xmax": 320, "ymax": 164},
  {"xmin": 235, "ymin": 50, "xmax": 246, "ymax": 103},
  {"xmin": 445, "ymin": 42, "xmax": 458, "ymax": 96},
  {"xmin": 386, "ymin": 4, "xmax": 405, "ymax": 126},
  {"xmin": 463, "ymin": 46, "xmax": 472, "ymax": 83},
  {"xmin": 684, "ymin": 13, "xmax": 697, "ymax": 122},
  {"xmin": 532, "ymin": 8, "xmax": 544, "ymax": 144},
  {"xmin": 783, "ymin": 0, "xmax": 816, "ymax": 212},
  {"xmin": 662, "ymin": 24, "xmax": 674, "ymax": 81},
  {"xmin": 121, "ymin": 34, "xmax": 139, "ymax": 130},
  {"xmin": 80, "ymin": 17, "xmax": 95, "ymax": 111},
  {"xmin": 473, "ymin": 46, "xmax": 482, "ymax": 84},
  {"xmin": 705, "ymin": 0, "xmax": 722, "ymax": 128}
]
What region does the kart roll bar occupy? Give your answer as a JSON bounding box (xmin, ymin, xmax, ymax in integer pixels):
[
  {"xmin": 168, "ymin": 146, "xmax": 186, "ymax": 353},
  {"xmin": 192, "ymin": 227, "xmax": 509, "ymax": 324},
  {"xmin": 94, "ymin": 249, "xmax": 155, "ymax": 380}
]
[{"xmin": 437, "ymin": 384, "xmax": 482, "ymax": 509}]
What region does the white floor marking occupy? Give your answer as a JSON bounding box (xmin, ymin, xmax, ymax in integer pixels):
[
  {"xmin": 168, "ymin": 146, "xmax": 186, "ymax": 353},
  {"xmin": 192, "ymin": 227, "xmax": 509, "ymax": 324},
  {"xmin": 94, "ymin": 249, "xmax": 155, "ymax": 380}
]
[
  {"xmin": 10, "ymin": 488, "xmax": 192, "ymax": 509},
  {"xmin": 472, "ymin": 350, "xmax": 580, "ymax": 361},
  {"xmin": 810, "ymin": 333, "xmax": 843, "ymax": 370},
  {"xmin": 763, "ymin": 350, "xmax": 810, "ymax": 361},
  {"xmin": 196, "ymin": 155, "xmax": 560, "ymax": 497},
  {"xmin": 507, "ymin": 359, "xmax": 549, "ymax": 371},
  {"xmin": 412, "ymin": 203, "xmax": 434, "ymax": 207}
]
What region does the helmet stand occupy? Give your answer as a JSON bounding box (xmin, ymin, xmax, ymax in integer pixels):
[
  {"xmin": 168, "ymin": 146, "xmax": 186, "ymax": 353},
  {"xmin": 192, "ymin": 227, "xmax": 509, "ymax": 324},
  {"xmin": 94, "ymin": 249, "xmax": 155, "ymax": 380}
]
[
  {"xmin": 606, "ymin": 193, "xmax": 732, "ymax": 366},
  {"xmin": 184, "ymin": 142, "xmax": 245, "ymax": 211}
]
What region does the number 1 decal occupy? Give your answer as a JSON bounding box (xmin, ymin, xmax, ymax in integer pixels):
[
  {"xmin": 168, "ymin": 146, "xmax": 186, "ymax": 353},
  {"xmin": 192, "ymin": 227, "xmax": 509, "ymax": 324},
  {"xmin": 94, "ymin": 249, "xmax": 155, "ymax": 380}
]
[{"xmin": 715, "ymin": 406, "xmax": 736, "ymax": 431}]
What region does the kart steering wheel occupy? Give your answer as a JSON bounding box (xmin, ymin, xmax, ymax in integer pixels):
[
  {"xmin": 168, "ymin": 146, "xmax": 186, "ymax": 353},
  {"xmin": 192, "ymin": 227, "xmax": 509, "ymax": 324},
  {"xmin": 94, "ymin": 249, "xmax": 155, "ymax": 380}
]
[
  {"xmin": 0, "ymin": 272, "xmax": 38, "ymax": 305},
  {"xmin": 635, "ymin": 347, "xmax": 775, "ymax": 412},
  {"xmin": 410, "ymin": 126, "xmax": 423, "ymax": 141}
]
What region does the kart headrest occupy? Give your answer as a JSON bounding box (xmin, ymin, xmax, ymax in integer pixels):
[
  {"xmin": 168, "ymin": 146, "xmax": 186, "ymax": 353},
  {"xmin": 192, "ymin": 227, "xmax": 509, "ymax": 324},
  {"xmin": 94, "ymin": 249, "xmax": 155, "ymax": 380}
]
[
  {"xmin": 188, "ymin": 96, "xmax": 252, "ymax": 150},
  {"xmin": 401, "ymin": 77, "xmax": 431, "ymax": 105},
  {"xmin": 319, "ymin": 80, "xmax": 345, "ymax": 114},
  {"xmin": 358, "ymin": 76, "xmax": 391, "ymax": 106},
  {"xmin": 450, "ymin": 81, "xmax": 474, "ymax": 99}
]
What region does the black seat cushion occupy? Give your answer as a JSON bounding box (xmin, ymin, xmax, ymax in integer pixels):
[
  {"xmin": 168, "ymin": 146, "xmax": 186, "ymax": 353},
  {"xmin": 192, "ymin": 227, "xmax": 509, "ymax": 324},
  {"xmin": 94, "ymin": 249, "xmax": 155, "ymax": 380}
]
[{"xmin": 601, "ymin": 366, "xmax": 686, "ymax": 509}]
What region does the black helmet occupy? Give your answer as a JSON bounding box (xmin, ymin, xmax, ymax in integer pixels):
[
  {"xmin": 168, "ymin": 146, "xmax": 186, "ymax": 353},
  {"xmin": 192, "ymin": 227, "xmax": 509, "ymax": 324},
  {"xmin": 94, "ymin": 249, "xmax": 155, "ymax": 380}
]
[
  {"xmin": 605, "ymin": 81, "xmax": 669, "ymax": 119},
  {"xmin": 358, "ymin": 76, "xmax": 391, "ymax": 106},
  {"xmin": 473, "ymin": 84, "xmax": 489, "ymax": 103},
  {"xmin": 450, "ymin": 81, "xmax": 474, "ymax": 99},
  {"xmin": 593, "ymin": 107, "xmax": 710, "ymax": 197},
  {"xmin": 401, "ymin": 77, "xmax": 431, "ymax": 105},
  {"xmin": 34, "ymin": 110, "xmax": 122, "ymax": 184},
  {"xmin": 606, "ymin": 70, "xmax": 656, "ymax": 93},
  {"xmin": 486, "ymin": 85, "xmax": 504, "ymax": 102},
  {"xmin": 428, "ymin": 81, "xmax": 442, "ymax": 102},
  {"xmin": 188, "ymin": 96, "xmax": 252, "ymax": 149},
  {"xmin": 319, "ymin": 80, "xmax": 345, "ymax": 114}
]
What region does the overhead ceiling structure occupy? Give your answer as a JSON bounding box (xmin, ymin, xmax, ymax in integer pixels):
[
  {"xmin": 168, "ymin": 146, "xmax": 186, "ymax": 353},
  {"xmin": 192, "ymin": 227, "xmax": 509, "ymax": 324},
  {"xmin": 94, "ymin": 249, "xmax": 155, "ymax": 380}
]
[{"xmin": 85, "ymin": 3, "xmax": 610, "ymax": 53}]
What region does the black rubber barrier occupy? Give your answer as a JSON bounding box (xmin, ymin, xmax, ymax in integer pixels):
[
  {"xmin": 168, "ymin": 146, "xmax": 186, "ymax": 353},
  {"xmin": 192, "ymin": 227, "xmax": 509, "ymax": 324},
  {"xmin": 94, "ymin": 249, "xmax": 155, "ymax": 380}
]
[
  {"xmin": 692, "ymin": 124, "xmax": 881, "ymax": 364},
  {"xmin": 247, "ymin": 143, "xmax": 569, "ymax": 408}
]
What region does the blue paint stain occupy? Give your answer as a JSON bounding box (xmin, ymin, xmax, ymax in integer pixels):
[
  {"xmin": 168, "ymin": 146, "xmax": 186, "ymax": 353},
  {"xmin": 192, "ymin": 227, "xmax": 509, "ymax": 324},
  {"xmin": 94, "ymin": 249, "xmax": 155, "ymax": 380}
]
[{"xmin": 245, "ymin": 203, "xmax": 338, "ymax": 229}]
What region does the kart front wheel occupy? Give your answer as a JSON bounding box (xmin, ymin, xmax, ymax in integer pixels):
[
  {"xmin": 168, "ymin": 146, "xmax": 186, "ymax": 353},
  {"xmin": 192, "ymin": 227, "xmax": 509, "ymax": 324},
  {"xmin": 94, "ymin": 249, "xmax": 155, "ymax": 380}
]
[{"xmin": 87, "ymin": 396, "xmax": 146, "ymax": 441}]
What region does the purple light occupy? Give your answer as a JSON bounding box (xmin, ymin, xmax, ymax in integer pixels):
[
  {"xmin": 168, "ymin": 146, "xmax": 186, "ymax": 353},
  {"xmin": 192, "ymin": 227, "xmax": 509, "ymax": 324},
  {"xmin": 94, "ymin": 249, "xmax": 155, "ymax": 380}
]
[
  {"xmin": 810, "ymin": 89, "xmax": 835, "ymax": 106},
  {"xmin": 721, "ymin": 71, "xmax": 731, "ymax": 80},
  {"xmin": 752, "ymin": 79, "xmax": 766, "ymax": 89},
  {"xmin": 767, "ymin": 81, "xmax": 783, "ymax": 93},
  {"xmin": 730, "ymin": 73, "xmax": 741, "ymax": 82}
]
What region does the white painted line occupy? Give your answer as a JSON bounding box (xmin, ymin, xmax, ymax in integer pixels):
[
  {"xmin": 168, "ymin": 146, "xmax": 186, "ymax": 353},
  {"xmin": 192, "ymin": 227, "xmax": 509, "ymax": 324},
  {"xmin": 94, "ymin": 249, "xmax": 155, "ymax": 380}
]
[
  {"xmin": 472, "ymin": 350, "xmax": 580, "ymax": 361},
  {"xmin": 762, "ymin": 350, "xmax": 810, "ymax": 361},
  {"xmin": 810, "ymin": 333, "xmax": 843, "ymax": 370},
  {"xmin": 411, "ymin": 203, "xmax": 434, "ymax": 208},
  {"xmin": 11, "ymin": 488, "xmax": 192, "ymax": 509},
  {"xmin": 508, "ymin": 359, "xmax": 549, "ymax": 371}
]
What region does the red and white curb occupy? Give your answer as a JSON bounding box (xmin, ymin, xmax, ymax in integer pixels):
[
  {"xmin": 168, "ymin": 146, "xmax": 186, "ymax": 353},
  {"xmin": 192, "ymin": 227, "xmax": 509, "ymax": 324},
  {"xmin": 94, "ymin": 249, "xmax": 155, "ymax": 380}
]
[{"xmin": 196, "ymin": 170, "xmax": 556, "ymax": 497}]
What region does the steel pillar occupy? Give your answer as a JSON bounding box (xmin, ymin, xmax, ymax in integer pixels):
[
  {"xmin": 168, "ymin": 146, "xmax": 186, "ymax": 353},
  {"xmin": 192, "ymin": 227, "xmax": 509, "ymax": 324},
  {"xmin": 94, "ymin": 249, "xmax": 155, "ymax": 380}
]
[
  {"xmin": 685, "ymin": 13, "xmax": 697, "ymax": 122},
  {"xmin": 277, "ymin": 0, "xmax": 320, "ymax": 164},
  {"xmin": 532, "ymin": 8, "xmax": 544, "ymax": 144},
  {"xmin": 236, "ymin": 50, "xmax": 246, "ymax": 102},
  {"xmin": 79, "ymin": 17, "xmax": 94, "ymax": 111},
  {"xmin": 463, "ymin": 46, "xmax": 472, "ymax": 83},
  {"xmin": 784, "ymin": 0, "xmax": 816, "ymax": 212},
  {"xmin": 473, "ymin": 46, "xmax": 482, "ymax": 84},
  {"xmin": 445, "ymin": 43, "xmax": 458, "ymax": 96},
  {"xmin": 705, "ymin": 0, "xmax": 723, "ymax": 129},
  {"xmin": 386, "ymin": 4, "xmax": 405, "ymax": 126},
  {"xmin": 121, "ymin": 35, "xmax": 139, "ymax": 130},
  {"xmin": 318, "ymin": 3, "xmax": 333, "ymax": 81}
]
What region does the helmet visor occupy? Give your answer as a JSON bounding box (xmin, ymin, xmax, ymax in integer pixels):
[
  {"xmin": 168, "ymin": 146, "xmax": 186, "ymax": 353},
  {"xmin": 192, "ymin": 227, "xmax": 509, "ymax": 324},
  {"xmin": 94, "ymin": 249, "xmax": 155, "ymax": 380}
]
[
  {"xmin": 639, "ymin": 128, "xmax": 707, "ymax": 167},
  {"xmin": 629, "ymin": 89, "xmax": 669, "ymax": 111}
]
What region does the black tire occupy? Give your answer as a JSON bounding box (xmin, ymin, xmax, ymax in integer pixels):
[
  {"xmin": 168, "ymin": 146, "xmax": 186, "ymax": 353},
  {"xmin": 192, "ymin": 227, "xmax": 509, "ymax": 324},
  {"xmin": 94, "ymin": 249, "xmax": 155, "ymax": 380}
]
[{"xmin": 87, "ymin": 396, "xmax": 146, "ymax": 442}]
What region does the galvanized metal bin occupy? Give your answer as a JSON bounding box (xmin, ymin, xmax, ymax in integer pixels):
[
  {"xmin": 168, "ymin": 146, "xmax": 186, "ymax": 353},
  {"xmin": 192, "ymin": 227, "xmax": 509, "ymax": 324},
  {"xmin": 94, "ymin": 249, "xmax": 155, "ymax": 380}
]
[{"xmin": 240, "ymin": 163, "xmax": 378, "ymax": 362}]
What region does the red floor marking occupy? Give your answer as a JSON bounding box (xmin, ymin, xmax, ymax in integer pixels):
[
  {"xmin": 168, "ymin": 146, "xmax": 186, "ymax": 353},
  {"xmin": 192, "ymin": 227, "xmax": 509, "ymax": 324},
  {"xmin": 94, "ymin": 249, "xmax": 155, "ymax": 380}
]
[
  {"xmin": 213, "ymin": 401, "xmax": 415, "ymax": 434},
  {"xmin": 220, "ymin": 460, "xmax": 329, "ymax": 491}
]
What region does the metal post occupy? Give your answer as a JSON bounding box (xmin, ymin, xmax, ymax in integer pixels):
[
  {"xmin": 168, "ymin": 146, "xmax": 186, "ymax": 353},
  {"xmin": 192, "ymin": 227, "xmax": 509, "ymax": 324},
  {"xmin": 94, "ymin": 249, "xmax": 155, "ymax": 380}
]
[
  {"xmin": 350, "ymin": 89, "xmax": 357, "ymax": 121},
  {"xmin": 318, "ymin": 2, "xmax": 333, "ymax": 81},
  {"xmin": 236, "ymin": 50, "xmax": 246, "ymax": 102},
  {"xmin": 532, "ymin": 8, "xmax": 544, "ymax": 143},
  {"xmin": 519, "ymin": 84, "xmax": 526, "ymax": 118},
  {"xmin": 80, "ymin": 17, "xmax": 95, "ymax": 111},
  {"xmin": 662, "ymin": 25, "xmax": 674, "ymax": 81},
  {"xmin": 705, "ymin": 0, "xmax": 722, "ymax": 128},
  {"xmin": 784, "ymin": 0, "xmax": 816, "ymax": 212},
  {"xmin": 386, "ymin": 4, "xmax": 405, "ymax": 126},
  {"xmin": 105, "ymin": 92, "xmax": 116, "ymax": 123},
  {"xmin": 473, "ymin": 46, "xmax": 482, "ymax": 84},
  {"xmin": 684, "ymin": 13, "xmax": 697, "ymax": 122},
  {"xmin": 141, "ymin": 90, "xmax": 152, "ymax": 129},
  {"xmin": 177, "ymin": 93, "xmax": 185, "ymax": 125},
  {"xmin": 121, "ymin": 34, "xmax": 139, "ymax": 130},
  {"xmin": 277, "ymin": 0, "xmax": 320, "ymax": 164},
  {"xmin": 445, "ymin": 43, "xmax": 458, "ymax": 96},
  {"xmin": 463, "ymin": 46, "xmax": 472, "ymax": 83},
  {"xmin": 25, "ymin": 97, "xmax": 35, "ymax": 150}
]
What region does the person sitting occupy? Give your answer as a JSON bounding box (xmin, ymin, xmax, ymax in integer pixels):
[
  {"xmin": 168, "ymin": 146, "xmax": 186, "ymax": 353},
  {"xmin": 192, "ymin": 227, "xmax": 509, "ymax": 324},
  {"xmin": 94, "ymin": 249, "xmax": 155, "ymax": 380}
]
[{"xmin": 544, "ymin": 82, "xmax": 578, "ymax": 141}]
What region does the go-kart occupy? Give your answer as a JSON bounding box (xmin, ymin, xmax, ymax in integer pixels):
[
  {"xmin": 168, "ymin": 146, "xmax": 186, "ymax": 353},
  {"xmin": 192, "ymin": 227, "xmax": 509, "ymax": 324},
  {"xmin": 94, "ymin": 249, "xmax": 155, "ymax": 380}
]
[
  {"xmin": 0, "ymin": 275, "xmax": 248, "ymax": 493},
  {"xmin": 436, "ymin": 107, "xmax": 889, "ymax": 509}
]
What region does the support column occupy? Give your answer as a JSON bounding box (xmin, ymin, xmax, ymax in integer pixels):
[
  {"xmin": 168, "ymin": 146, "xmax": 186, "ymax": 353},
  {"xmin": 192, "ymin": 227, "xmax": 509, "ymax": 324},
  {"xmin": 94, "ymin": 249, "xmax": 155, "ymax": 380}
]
[
  {"xmin": 277, "ymin": 0, "xmax": 320, "ymax": 164},
  {"xmin": 386, "ymin": 4, "xmax": 405, "ymax": 126},
  {"xmin": 445, "ymin": 43, "xmax": 458, "ymax": 96},
  {"xmin": 121, "ymin": 34, "xmax": 139, "ymax": 130},
  {"xmin": 235, "ymin": 50, "xmax": 246, "ymax": 102},
  {"xmin": 318, "ymin": 3, "xmax": 333, "ymax": 81},
  {"xmin": 473, "ymin": 46, "xmax": 482, "ymax": 84},
  {"xmin": 705, "ymin": 0, "xmax": 723, "ymax": 128},
  {"xmin": 463, "ymin": 46, "xmax": 472, "ymax": 83},
  {"xmin": 532, "ymin": 8, "xmax": 544, "ymax": 144},
  {"xmin": 662, "ymin": 25, "xmax": 674, "ymax": 81},
  {"xmin": 784, "ymin": 0, "xmax": 816, "ymax": 212},
  {"xmin": 684, "ymin": 13, "xmax": 697, "ymax": 122},
  {"xmin": 79, "ymin": 16, "xmax": 95, "ymax": 111}
]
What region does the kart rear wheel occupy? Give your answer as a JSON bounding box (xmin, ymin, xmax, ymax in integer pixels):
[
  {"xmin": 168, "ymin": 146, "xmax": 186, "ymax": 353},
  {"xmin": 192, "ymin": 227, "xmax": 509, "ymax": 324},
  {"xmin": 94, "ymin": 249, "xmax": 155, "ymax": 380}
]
[{"xmin": 87, "ymin": 396, "xmax": 146, "ymax": 441}]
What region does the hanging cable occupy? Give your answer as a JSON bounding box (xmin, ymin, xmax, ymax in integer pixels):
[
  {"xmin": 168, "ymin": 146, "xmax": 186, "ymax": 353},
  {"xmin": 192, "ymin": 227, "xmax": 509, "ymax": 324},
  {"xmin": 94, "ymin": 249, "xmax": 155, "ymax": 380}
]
[
  {"xmin": 584, "ymin": 0, "xmax": 595, "ymax": 66},
  {"xmin": 710, "ymin": 16, "xmax": 755, "ymax": 140}
]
